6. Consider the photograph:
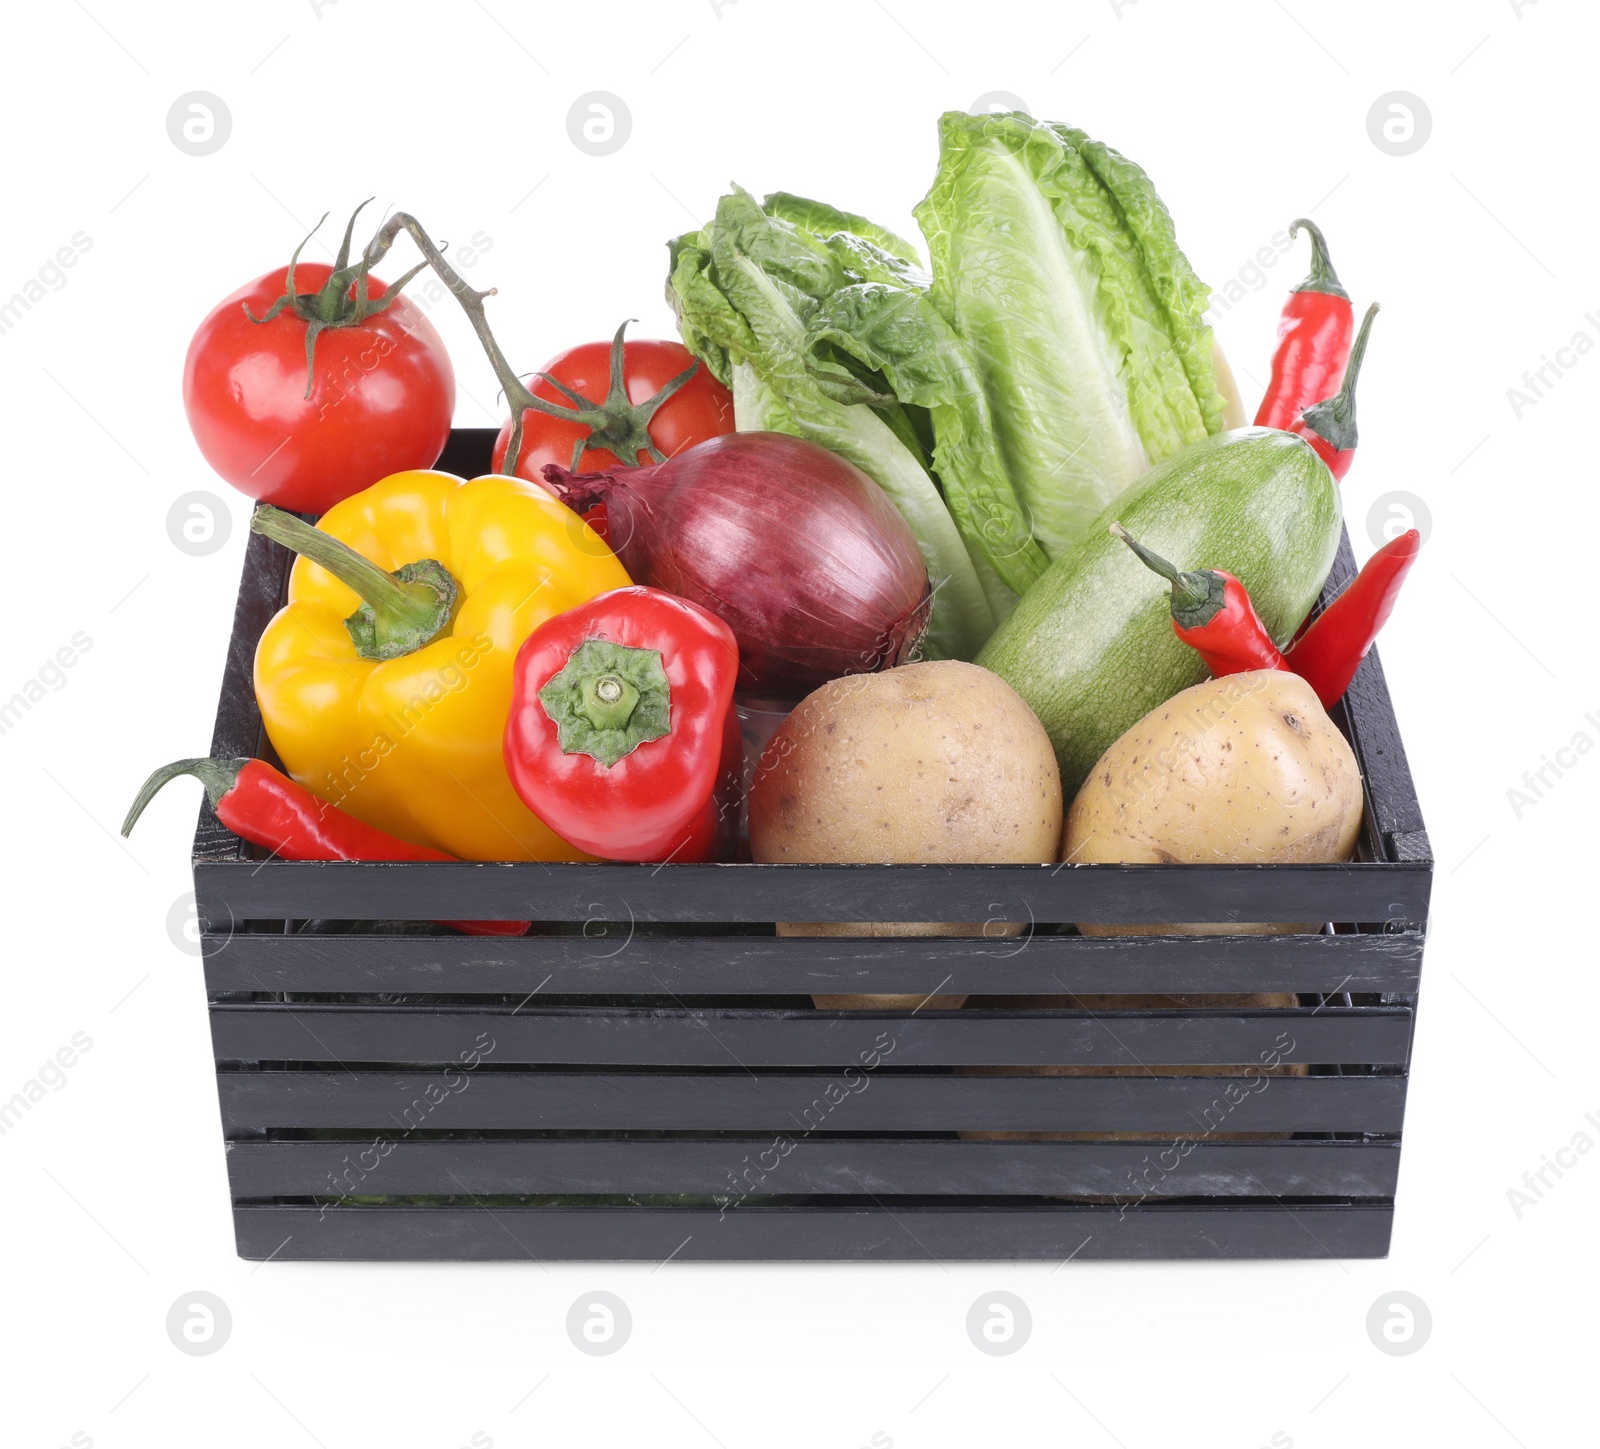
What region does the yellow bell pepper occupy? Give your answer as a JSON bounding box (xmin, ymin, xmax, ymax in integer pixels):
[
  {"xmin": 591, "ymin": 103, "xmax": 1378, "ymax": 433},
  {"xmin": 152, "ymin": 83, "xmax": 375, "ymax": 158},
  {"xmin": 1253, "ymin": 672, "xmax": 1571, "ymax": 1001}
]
[{"xmin": 251, "ymin": 469, "xmax": 630, "ymax": 861}]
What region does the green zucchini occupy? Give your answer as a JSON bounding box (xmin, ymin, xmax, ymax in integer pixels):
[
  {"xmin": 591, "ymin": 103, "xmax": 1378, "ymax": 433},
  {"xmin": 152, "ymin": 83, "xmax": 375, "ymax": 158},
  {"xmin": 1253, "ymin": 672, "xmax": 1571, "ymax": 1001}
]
[{"xmin": 976, "ymin": 427, "xmax": 1341, "ymax": 795}]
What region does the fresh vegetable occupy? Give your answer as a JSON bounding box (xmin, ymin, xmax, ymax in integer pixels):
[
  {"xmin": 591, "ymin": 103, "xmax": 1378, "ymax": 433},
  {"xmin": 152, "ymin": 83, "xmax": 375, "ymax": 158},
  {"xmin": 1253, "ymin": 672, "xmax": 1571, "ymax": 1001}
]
[
  {"xmin": 542, "ymin": 432, "xmax": 930, "ymax": 699},
  {"xmin": 748, "ymin": 660, "xmax": 1063, "ymax": 1006},
  {"xmin": 121, "ymin": 757, "xmax": 527, "ymax": 937},
  {"xmin": 1296, "ymin": 302, "xmax": 1379, "ymax": 482},
  {"xmin": 1212, "ymin": 338, "xmax": 1249, "ymax": 430},
  {"xmin": 1111, "ymin": 522, "xmax": 1287, "ymax": 677},
  {"xmin": 1253, "ymin": 219, "xmax": 1354, "ymax": 432},
  {"xmin": 914, "ymin": 111, "xmax": 1229, "ymax": 560},
  {"xmin": 250, "ymin": 469, "xmax": 630, "ymax": 861},
  {"xmin": 1063, "ymin": 670, "xmax": 1363, "ymax": 934},
  {"xmin": 183, "ymin": 205, "xmax": 453, "ymax": 513},
  {"xmin": 504, "ymin": 586, "xmax": 741, "ymax": 862},
  {"xmin": 666, "ymin": 112, "xmax": 1233, "ymax": 656},
  {"xmin": 1286, "ymin": 528, "xmax": 1421, "ymax": 708},
  {"xmin": 488, "ymin": 321, "xmax": 734, "ymax": 491},
  {"xmin": 977, "ymin": 428, "xmax": 1341, "ymax": 796},
  {"xmin": 667, "ymin": 187, "xmax": 1017, "ymax": 660}
]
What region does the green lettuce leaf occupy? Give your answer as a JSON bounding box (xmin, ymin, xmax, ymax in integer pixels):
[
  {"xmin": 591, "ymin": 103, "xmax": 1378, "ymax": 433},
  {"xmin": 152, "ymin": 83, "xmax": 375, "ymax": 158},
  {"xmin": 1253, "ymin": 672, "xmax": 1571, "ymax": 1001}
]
[
  {"xmin": 914, "ymin": 111, "xmax": 1227, "ymax": 560},
  {"xmin": 803, "ymin": 280, "xmax": 1045, "ymax": 596},
  {"xmin": 666, "ymin": 189, "xmax": 999, "ymax": 660},
  {"xmin": 761, "ymin": 192, "xmax": 925, "ymax": 267}
]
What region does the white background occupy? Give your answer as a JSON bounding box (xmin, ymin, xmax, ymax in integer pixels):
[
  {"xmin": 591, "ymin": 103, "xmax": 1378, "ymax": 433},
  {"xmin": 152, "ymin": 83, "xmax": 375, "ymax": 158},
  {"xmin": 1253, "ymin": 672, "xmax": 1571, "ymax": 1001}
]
[{"xmin": 1, "ymin": 1, "xmax": 1592, "ymax": 1445}]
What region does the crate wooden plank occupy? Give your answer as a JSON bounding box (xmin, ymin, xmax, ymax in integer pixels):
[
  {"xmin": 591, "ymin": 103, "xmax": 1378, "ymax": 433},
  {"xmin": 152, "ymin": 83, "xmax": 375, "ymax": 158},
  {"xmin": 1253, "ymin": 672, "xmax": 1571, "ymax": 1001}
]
[
  {"xmin": 203, "ymin": 925, "xmax": 1424, "ymax": 995},
  {"xmin": 210, "ymin": 1003, "xmax": 1413, "ymax": 1068},
  {"xmin": 196, "ymin": 856, "xmax": 1431, "ymax": 929},
  {"xmin": 227, "ymin": 1136, "xmax": 1401, "ymax": 1200},
  {"xmin": 233, "ymin": 1201, "xmax": 1395, "ymax": 1260},
  {"xmin": 195, "ymin": 524, "xmax": 287, "ymax": 863},
  {"xmin": 216, "ymin": 1069, "xmax": 1407, "ymax": 1134}
]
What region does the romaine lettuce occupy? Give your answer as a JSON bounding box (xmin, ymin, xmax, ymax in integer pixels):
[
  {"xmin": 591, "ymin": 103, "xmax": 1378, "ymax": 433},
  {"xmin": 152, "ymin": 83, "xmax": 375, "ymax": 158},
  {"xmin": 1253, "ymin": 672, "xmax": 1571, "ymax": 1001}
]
[
  {"xmin": 663, "ymin": 114, "xmax": 1225, "ymax": 657},
  {"xmin": 914, "ymin": 111, "xmax": 1227, "ymax": 560}
]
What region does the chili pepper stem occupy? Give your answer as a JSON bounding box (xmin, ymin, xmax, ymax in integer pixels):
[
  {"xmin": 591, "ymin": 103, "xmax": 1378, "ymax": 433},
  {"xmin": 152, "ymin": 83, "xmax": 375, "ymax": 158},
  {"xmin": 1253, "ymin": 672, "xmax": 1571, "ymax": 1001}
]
[
  {"xmin": 1288, "ymin": 218, "xmax": 1349, "ymax": 299},
  {"xmin": 250, "ymin": 504, "xmax": 461, "ymax": 661},
  {"xmin": 1110, "ymin": 522, "xmax": 1217, "ymax": 617},
  {"xmin": 122, "ymin": 757, "xmax": 246, "ymax": 835},
  {"xmin": 1300, "ymin": 301, "xmax": 1379, "ymax": 454}
]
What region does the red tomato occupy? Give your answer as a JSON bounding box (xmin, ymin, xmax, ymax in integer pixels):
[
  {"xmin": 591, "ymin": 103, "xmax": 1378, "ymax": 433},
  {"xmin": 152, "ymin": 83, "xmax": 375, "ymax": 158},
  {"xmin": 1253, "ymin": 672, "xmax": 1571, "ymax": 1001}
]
[
  {"xmin": 491, "ymin": 335, "xmax": 733, "ymax": 480},
  {"xmin": 183, "ymin": 263, "xmax": 454, "ymax": 515}
]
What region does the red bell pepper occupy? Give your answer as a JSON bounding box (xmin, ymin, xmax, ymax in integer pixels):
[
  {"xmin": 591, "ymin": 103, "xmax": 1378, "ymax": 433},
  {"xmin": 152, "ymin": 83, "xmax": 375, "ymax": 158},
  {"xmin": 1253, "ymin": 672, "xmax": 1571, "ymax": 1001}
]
[
  {"xmin": 504, "ymin": 586, "xmax": 740, "ymax": 863},
  {"xmin": 1111, "ymin": 523, "xmax": 1286, "ymax": 677},
  {"xmin": 121, "ymin": 757, "xmax": 529, "ymax": 937}
]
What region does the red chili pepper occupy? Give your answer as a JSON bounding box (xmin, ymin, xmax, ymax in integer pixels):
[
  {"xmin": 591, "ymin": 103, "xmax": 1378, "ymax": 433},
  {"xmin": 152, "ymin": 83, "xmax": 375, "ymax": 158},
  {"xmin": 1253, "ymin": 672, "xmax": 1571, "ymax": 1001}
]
[
  {"xmin": 121, "ymin": 758, "xmax": 528, "ymax": 937},
  {"xmin": 1254, "ymin": 219, "xmax": 1355, "ymax": 432},
  {"xmin": 1286, "ymin": 528, "xmax": 1420, "ymax": 708},
  {"xmin": 1112, "ymin": 523, "xmax": 1286, "ymax": 677},
  {"xmin": 504, "ymin": 585, "xmax": 741, "ymax": 863},
  {"xmin": 1295, "ymin": 302, "xmax": 1379, "ymax": 482}
]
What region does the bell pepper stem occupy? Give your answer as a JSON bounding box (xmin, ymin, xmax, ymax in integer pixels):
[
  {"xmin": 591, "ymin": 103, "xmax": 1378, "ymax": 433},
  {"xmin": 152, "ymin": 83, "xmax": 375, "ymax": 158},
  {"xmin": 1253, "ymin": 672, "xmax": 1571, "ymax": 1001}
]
[
  {"xmin": 582, "ymin": 673, "xmax": 642, "ymax": 731},
  {"xmin": 250, "ymin": 505, "xmax": 460, "ymax": 661},
  {"xmin": 538, "ymin": 639, "xmax": 671, "ymax": 768},
  {"xmin": 122, "ymin": 757, "xmax": 246, "ymax": 835}
]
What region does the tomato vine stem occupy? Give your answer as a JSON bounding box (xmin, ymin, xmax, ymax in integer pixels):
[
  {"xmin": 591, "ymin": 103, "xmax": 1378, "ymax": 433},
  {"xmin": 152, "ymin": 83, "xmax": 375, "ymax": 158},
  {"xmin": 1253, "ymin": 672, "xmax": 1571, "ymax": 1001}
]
[{"xmin": 362, "ymin": 212, "xmax": 697, "ymax": 476}]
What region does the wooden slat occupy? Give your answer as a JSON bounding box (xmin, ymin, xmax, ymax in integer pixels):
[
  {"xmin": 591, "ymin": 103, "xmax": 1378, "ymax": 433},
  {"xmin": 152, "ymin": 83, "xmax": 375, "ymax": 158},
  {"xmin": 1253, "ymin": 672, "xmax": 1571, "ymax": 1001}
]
[
  {"xmin": 195, "ymin": 856, "xmax": 1430, "ymax": 929},
  {"xmin": 210, "ymin": 1003, "xmax": 1413, "ymax": 1068},
  {"xmin": 195, "ymin": 523, "xmax": 288, "ymax": 862},
  {"xmin": 202, "ymin": 925, "xmax": 1424, "ymax": 995},
  {"xmin": 233, "ymin": 1201, "xmax": 1395, "ymax": 1261},
  {"xmin": 227, "ymin": 1136, "xmax": 1401, "ymax": 1200},
  {"xmin": 216, "ymin": 1069, "xmax": 1407, "ymax": 1134}
]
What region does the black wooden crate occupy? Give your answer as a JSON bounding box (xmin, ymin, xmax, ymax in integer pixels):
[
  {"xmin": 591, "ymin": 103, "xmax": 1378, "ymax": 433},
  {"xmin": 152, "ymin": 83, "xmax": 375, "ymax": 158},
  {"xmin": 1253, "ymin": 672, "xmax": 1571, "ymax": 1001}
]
[{"xmin": 194, "ymin": 429, "xmax": 1430, "ymax": 1262}]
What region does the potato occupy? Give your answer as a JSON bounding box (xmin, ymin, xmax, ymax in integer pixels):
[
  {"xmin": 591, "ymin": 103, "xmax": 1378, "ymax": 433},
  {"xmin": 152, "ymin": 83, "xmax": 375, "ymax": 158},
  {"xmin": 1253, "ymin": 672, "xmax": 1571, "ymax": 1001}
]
[
  {"xmin": 749, "ymin": 660, "xmax": 1063, "ymax": 1008},
  {"xmin": 1064, "ymin": 669, "xmax": 1362, "ymax": 935}
]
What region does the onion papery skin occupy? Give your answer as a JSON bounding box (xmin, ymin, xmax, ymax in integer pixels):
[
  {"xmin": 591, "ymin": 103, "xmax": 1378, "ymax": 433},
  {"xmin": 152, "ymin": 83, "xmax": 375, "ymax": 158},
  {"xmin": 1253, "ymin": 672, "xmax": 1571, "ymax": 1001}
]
[{"xmin": 543, "ymin": 432, "xmax": 931, "ymax": 698}]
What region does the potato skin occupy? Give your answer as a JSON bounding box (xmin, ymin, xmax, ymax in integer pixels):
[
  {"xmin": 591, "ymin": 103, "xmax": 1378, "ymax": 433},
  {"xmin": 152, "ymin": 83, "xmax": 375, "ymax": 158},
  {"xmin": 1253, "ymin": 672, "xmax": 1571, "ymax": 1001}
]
[
  {"xmin": 1064, "ymin": 669, "xmax": 1363, "ymax": 935},
  {"xmin": 749, "ymin": 660, "xmax": 1063, "ymax": 1006},
  {"xmin": 751, "ymin": 660, "xmax": 1062, "ymax": 865}
]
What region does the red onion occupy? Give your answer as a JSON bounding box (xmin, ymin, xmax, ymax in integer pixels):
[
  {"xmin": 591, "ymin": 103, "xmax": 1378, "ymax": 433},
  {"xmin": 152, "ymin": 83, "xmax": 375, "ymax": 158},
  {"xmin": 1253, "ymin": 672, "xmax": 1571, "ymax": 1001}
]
[{"xmin": 542, "ymin": 432, "xmax": 931, "ymax": 697}]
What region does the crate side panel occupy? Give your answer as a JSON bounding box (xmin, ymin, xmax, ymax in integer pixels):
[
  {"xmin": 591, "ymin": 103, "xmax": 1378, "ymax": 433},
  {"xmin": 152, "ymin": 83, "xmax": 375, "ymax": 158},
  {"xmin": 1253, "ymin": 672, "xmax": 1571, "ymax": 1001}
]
[
  {"xmin": 216, "ymin": 1071, "xmax": 1408, "ymax": 1134},
  {"xmin": 195, "ymin": 858, "xmax": 1432, "ymax": 928},
  {"xmin": 195, "ymin": 525, "xmax": 289, "ymax": 869},
  {"xmin": 202, "ymin": 927, "xmax": 1425, "ymax": 996},
  {"xmin": 227, "ymin": 1137, "xmax": 1402, "ymax": 1200},
  {"xmin": 233, "ymin": 1202, "xmax": 1394, "ymax": 1261},
  {"xmin": 209, "ymin": 1003, "xmax": 1414, "ymax": 1068}
]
